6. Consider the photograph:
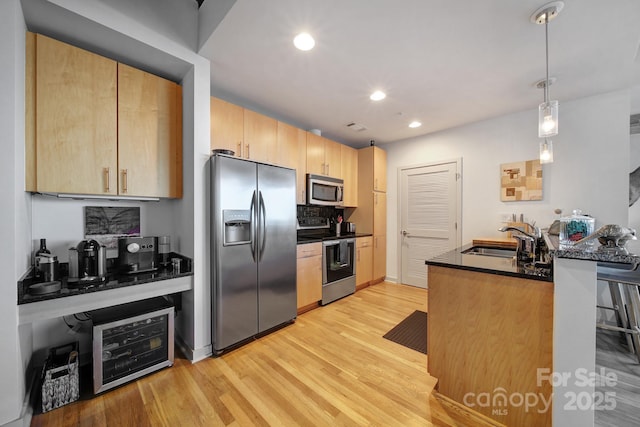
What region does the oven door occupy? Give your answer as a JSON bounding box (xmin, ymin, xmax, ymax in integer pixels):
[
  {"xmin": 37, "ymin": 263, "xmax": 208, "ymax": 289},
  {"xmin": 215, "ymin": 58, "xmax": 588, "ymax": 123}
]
[{"xmin": 322, "ymin": 239, "xmax": 355, "ymax": 284}]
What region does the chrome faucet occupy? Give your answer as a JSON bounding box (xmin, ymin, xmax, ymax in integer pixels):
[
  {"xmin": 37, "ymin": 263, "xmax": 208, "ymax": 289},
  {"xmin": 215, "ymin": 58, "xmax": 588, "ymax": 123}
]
[
  {"xmin": 498, "ymin": 224, "xmax": 541, "ymax": 239},
  {"xmin": 498, "ymin": 224, "xmax": 542, "ymax": 262}
]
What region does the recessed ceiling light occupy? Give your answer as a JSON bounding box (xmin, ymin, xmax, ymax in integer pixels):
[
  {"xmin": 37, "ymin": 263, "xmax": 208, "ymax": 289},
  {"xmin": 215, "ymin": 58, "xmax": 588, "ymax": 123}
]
[
  {"xmin": 409, "ymin": 121, "xmax": 422, "ymax": 128},
  {"xmin": 293, "ymin": 32, "xmax": 315, "ymax": 51},
  {"xmin": 370, "ymin": 91, "xmax": 386, "ymax": 101}
]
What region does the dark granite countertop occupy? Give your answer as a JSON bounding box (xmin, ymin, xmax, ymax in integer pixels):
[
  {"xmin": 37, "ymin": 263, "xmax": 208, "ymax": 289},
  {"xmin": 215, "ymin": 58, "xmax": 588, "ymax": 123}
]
[
  {"xmin": 18, "ymin": 252, "xmax": 193, "ymax": 305},
  {"xmin": 297, "ymin": 232, "xmax": 372, "ymax": 244},
  {"xmin": 545, "ymin": 233, "xmax": 640, "ymax": 267},
  {"xmin": 425, "ymin": 243, "xmax": 553, "ymax": 282}
]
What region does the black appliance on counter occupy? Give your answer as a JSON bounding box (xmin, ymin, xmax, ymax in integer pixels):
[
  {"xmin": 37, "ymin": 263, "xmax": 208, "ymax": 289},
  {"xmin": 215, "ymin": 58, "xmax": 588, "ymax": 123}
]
[
  {"xmin": 118, "ymin": 236, "xmax": 158, "ymax": 274},
  {"xmin": 68, "ymin": 239, "xmax": 107, "ymax": 286}
]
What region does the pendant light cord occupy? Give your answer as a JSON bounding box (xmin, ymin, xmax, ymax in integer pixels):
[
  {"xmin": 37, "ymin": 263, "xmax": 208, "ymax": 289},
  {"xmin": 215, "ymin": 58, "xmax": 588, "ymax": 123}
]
[{"xmin": 544, "ymin": 15, "xmax": 550, "ymax": 104}]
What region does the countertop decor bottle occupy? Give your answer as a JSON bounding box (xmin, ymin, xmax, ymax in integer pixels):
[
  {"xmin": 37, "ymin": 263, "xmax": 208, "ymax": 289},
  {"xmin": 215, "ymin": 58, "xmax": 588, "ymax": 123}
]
[
  {"xmin": 559, "ymin": 209, "xmax": 595, "ymax": 250},
  {"xmin": 35, "ymin": 238, "xmax": 51, "ymax": 259}
]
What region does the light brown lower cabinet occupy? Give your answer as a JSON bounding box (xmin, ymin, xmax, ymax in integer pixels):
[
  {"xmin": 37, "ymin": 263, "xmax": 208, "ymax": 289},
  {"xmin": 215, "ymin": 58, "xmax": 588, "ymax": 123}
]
[
  {"xmin": 372, "ymin": 234, "xmax": 386, "ymax": 283},
  {"xmin": 356, "ymin": 237, "xmax": 373, "ymax": 289},
  {"xmin": 296, "ymin": 243, "xmax": 322, "ymax": 313}
]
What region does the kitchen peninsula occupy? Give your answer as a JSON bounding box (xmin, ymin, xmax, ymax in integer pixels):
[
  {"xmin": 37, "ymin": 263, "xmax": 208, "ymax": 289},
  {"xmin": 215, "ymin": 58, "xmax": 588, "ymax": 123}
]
[
  {"xmin": 426, "ymin": 236, "xmax": 640, "ymax": 427},
  {"xmin": 426, "ymin": 243, "xmax": 553, "ymax": 426}
]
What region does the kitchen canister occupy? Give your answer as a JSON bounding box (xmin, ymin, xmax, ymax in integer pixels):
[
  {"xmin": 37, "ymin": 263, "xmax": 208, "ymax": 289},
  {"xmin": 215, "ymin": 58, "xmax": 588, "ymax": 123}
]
[{"xmin": 559, "ymin": 209, "xmax": 595, "ymax": 249}]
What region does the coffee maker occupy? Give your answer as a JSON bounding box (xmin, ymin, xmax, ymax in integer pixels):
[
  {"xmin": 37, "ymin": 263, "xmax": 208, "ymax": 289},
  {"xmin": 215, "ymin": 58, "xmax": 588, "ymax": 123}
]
[{"xmin": 68, "ymin": 239, "xmax": 107, "ymax": 285}]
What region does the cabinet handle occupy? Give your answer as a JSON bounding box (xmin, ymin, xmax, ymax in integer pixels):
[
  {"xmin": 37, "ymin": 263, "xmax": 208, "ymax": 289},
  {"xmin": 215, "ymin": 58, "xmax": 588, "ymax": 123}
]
[
  {"xmin": 326, "ymin": 164, "xmax": 330, "ymax": 176},
  {"xmin": 103, "ymin": 167, "xmax": 110, "ymax": 192},
  {"xmin": 375, "ymin": 237, "xmax": 378, "ymax": 248},
  {"xmin": 246, "ymin": 144, "xmax": 250, "ymax": 159},
  {"xmin": 237, "ymin": 142, "xmax": 242, "ymax": 157},
  {"xmin": 122, "ymin": 169, "xmax": 128, "ymax": 193},
  {"xmin": 357, "ymin": 248, "xmax": 361, "ymax": 262},
  {"xmin": 301, "ymin": 189, "xmax": 305, "ymax": 203}
]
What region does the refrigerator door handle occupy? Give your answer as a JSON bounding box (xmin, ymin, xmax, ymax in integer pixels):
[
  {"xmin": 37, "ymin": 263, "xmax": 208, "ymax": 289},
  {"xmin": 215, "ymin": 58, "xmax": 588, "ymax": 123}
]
[
  {"xmin": 250, "ymin": 190, "xmax": 257, "ymax": 261},
  {"xmin": 258, "ymin": 191, "xmax": 267, "ymax": 261}
]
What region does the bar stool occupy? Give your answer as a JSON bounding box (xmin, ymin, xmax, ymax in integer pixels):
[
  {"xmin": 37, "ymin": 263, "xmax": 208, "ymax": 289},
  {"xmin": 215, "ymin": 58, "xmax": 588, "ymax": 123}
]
[{"xmin": 596, "ymin": 280, "xmax": 640, "ymax": 363}]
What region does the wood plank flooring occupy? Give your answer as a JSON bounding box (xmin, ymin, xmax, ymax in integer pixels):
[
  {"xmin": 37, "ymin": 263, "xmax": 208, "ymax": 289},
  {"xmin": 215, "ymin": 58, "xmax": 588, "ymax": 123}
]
[
  {"xmin": 31, "ymin": 282, "xmax": 500, "ymax": 427},
  {"xmin": 595, "ymin": 329, "xmax": 640, "ymax": 427}
]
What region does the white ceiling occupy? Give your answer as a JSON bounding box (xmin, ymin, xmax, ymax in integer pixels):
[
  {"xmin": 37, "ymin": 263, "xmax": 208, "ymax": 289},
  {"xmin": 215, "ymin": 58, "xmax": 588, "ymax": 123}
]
[{"xmin": 199, "ymin": 0, "xmax": 640, "ymax": 148}]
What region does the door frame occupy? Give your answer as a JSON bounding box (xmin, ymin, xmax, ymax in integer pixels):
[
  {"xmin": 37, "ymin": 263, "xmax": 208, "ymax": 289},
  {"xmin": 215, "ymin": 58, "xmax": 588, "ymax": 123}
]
[{"xmin": 396, "ymin": 158, "xmax": 463, "ymax": 286}]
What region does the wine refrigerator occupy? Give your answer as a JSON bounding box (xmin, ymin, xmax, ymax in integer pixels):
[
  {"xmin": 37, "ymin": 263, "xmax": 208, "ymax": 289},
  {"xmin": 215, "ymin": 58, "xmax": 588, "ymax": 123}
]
[{"xmin": 91, "ymin": 297, "xmax": 174, "ymax": 394}]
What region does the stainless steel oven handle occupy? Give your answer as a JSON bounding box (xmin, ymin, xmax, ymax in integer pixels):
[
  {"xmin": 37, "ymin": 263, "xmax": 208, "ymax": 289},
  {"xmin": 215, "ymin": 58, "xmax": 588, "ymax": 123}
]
[{"xmin": 323, "ymin": 238, "xmax": 355, "ymax": 246}]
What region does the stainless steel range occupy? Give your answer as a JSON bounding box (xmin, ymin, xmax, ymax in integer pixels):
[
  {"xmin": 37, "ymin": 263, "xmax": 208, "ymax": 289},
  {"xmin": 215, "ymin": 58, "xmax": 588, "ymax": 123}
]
[
  {"xmin": 297, "ymin": 214, "xmax": 356, "ymax": 305},
  {"xmin": 321, "ymin": 238, "xmax": 356, "ymax": 305}
]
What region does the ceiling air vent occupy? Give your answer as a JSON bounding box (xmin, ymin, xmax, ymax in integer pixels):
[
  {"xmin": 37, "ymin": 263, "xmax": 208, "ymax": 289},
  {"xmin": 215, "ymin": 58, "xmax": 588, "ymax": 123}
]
[
  {"xmin": 632, "ymin": 114, "xmax": 640, "ymax": 135},
  {"xmin": 346, "ymin": 122, "xmax": 367, "ymax": 132}
]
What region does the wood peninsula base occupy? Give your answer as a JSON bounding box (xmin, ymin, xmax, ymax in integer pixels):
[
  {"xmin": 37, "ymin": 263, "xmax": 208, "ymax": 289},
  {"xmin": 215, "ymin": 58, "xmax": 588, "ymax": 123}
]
[{"xmin": 427, "ymin": 265, "xmax": 553, "ymax": 427}]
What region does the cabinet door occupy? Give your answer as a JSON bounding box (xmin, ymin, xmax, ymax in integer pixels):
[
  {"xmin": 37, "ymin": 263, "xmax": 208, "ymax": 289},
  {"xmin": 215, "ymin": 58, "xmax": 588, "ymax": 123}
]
[
  {"xmin": 373, "ymin": 146, "xmax": 387, "ymax": 192},
  {"xmin": 306, "ymin": 132, "xmax": 325, "ymax": 175},
  {"xmin": 118, "ymin": 63, "xmax": 182, "ymax": 198},
  {"xmin": 277, "ymin": 121, "xmax": 307, "ymax": 204},
  {"xmin": 296, "ymin": 244, "xmax": 322, "ymax": 309},
  {"xmin": 341, "ymin": 145, "xmax": 358, "ymax": 207},
  {"xmin": 211, "ymin": 96, "xmax": 243, "ymax": 157},
  {"xmin": 373, "ymin": 234, "xmax": 386, "ymax": 282},
  {"xmin": 35, "ymin": 34, "xmax": 117, "ymax": 194},
  {"xmin": 244, "ymin": 109, "xmax": 277, "ymax": 163},
  {"xmin": 356, "ymin": 237, "xmax": 373, "ymax": 287},
  {"xmin": 276, "ymin": 121, "xmax": 301, "ymax": 170},
  {"xmin": 324, "ymin": 138, "xmax": 342, "ymax": 179},
  {"xmin": 296, "ymin": 130, "xmax": 307, "ymax": 204},
  {"xmin": 373, "ymin": 191, "xmax": 387, "ymax": 236}
]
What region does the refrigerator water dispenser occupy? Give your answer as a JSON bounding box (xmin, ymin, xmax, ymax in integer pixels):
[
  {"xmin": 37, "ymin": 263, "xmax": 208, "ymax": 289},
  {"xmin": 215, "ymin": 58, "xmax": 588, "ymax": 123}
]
[{"xmin": 223, "ymin": 210, "xmax": 251, "ymax": 245}]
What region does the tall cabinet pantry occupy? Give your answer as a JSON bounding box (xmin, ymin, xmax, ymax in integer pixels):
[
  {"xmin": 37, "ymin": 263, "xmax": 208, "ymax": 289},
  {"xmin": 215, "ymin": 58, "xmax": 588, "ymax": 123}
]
[{"xmin": 347, "ymin": 146, "xmax": 387, "ymax": 283}]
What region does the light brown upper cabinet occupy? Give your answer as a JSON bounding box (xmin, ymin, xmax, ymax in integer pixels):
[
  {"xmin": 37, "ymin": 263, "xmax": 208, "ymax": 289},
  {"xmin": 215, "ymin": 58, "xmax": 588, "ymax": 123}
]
[
  {"xmin": 243, "ymin": 109, "xmax": 277, "ymax": 163},
  {"xmin": 118, "ymin": 63, "xmax": 182, "ymax": 198},
  {"xmin": 28, "ymin": 33, "xmax": 118, "ymax": 195},
  {"xmin": 306, "ymin": 132, "xmax": 342, "ymax": 179},
  {"xmin": 26, "ymin": 33, "xmax": 182, "ymax": 198},
  {"xmin": 277, "ymin": 121, "xmax": 307, "ymax": 204},
  {"xmin": 341, "ymin": 145, "xmax": 358, "ymax": 207},
  {"xmin": 210, "ymin": 96, "xmax": 244, "ymax": 157},
  {"xmin": 346, "ymin": 146, "xmax": 388, "ymax": 283}
]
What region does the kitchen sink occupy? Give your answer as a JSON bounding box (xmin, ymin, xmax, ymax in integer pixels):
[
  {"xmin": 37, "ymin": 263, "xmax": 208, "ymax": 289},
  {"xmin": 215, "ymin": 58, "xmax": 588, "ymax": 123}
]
[{"xmin": 461, "ymin": 246, "xmax": 516, "ymax": 258}]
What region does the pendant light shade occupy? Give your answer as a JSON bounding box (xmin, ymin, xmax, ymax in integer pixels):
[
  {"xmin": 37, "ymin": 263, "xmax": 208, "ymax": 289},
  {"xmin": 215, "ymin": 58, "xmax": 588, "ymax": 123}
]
[
  {"xmin": 539, "ymin": 139, "xmax": 553, "ymax": 164},
  {"xmin": 538, "ymin": 100, "xmax": 558, "ymax": 137}
]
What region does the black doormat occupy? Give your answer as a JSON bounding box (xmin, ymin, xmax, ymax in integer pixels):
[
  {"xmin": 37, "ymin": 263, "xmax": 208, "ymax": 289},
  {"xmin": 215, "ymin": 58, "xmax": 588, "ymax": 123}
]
[{"xmin": 383, "ymin": 310, "xmax": 427, "ymax": 354}]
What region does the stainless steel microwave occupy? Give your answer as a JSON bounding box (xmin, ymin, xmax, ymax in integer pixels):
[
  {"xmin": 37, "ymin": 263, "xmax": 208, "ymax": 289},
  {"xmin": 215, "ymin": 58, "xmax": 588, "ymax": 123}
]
[{"xmin": 307, "ymin": 174, "xmax": 344, "ymax": 206}]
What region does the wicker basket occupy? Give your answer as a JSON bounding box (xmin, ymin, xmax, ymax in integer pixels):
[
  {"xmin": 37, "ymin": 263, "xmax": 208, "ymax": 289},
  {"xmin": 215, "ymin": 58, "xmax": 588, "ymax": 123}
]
[{"xmin": 40, "ymin": 342, "xmax": 79, "ymax": 413}]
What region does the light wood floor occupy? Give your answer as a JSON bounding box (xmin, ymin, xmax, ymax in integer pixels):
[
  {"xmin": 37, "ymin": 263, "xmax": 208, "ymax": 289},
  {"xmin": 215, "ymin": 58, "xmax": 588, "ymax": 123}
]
[
  {"xmin": 595, "ymin": 329, "xmax": 640, "ymax": 427},
  {"xmin": 31, "ymin": 282, "xmax": 500, "ymax": 427}
]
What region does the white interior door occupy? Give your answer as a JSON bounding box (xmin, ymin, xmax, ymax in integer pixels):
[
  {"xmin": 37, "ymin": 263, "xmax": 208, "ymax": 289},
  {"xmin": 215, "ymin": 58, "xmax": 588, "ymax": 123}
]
[{"xmin": 400, "ymin": 161, "xmax": 461, "ymax": 288}]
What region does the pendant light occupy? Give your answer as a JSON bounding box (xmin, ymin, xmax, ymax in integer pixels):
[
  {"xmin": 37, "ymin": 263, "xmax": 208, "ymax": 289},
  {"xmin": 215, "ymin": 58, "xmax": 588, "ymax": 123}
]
[
  {"xmin": 532, "ymin": 2, "xmax": 562, "ymax": 139},
  {"xmin": 539, "ymin": 138, "xmax": 553, "ymax": 164}
]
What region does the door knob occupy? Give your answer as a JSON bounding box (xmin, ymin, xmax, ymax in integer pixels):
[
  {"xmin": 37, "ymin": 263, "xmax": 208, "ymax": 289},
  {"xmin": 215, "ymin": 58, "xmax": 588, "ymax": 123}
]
[{"xmin": 402, "ymin": 230, "xmax": 410, "ymax": 237}]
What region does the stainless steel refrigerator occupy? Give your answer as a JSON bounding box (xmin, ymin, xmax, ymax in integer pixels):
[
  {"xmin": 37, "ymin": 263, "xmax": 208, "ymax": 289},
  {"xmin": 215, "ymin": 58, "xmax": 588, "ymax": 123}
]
[{"xmin": 210, "ymin": 154, "xmax": 297, "ymax": 354}]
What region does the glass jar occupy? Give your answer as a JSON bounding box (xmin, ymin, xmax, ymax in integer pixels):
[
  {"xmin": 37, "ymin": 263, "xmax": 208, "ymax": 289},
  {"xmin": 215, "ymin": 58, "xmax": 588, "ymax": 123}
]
[{"xmin": 559, "ymin": 209, "xmax": 595, "ymax": 250}]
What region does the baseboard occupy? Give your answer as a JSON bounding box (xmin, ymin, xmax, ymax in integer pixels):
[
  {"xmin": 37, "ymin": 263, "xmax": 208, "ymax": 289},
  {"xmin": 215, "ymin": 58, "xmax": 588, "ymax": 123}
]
[
  {"xmin": 3, "ymin": 365, "xmax": 39, "ymax": 427},
  {"xmin": 174, "ymin": 333, "xmax": 212, "ymax": 363}
]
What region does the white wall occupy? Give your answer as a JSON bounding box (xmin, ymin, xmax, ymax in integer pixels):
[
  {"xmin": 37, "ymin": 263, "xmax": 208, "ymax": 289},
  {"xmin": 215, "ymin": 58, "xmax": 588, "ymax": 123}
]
[
  {"xmin": 0, "ymin": 0, "xmax": 31, "ymax": 424},
  {"xmin": 385, "ymin": 90, "xmax": 630, "ymax": 282},
  {"xmin": 0, "ymin": 4, "xmax": 214, "ymax": 424}
]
